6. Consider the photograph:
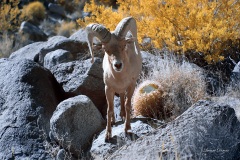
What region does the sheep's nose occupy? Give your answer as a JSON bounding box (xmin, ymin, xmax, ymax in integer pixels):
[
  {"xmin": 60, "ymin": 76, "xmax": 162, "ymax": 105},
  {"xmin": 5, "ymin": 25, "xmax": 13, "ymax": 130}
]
[{"xmin": 114, "ymin": 62, "xmax": 122, "ymax": 70}]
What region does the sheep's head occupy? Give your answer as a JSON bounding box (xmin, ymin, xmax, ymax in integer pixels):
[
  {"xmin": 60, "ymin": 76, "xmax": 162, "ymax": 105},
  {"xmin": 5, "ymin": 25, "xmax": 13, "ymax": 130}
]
[
  {"xmin": 103, "ymin": 35, "xmax": 135, "ymax": 72},
  {"xmin": 85, "ymin": 17, "xmax": 138, "ymax": 72}
]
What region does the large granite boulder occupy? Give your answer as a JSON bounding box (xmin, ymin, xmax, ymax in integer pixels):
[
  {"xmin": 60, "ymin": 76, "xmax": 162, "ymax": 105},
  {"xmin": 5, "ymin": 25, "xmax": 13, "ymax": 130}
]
[
  {"xmin": 90, "ymin": 117, "xmax": 163, "ymax": 159},
  {"xmin": 20, "ymin": 21, "xmax": 48, "ymax": 42},
  {"xmin": 50, "ymin": 58, "xmax": 107, "ymax": 116},
  {"xmin": 48, "ymin": 3, "xmax": 66, "ymax": 18},
  {"xmin": 50, "ymin": 95, "xmax": 105, "ymax": 156},
  {"xmin": 108, "ymin": 100, "xmax": 240, "ymax": 160},
  {"xmin": 69, "ymin": 29, "xmax": 87, "ymax": 43},
  {"xmin": 0, "ymin": 58, "xmax": 66, "ymax": 159},
  {"xmin": 10, "ymin": 36, "xmax": 88, "ymax": 65},
  {"xmin": 230, "ymin": 61, "xmax": 240, "ymax": 91},
  {"xmin": 70, "ymin": 29, "xmax": 104, "ymax": 59},
  {"xmin": 44, "ymin": 49, "xmax": 73, "ymax": 69}
]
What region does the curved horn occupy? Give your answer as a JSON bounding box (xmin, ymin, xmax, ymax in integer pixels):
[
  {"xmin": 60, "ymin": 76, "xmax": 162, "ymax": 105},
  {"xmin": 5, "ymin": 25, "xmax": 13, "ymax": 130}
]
[
  {"xmin": 114, "ymin": 17, "xmax": 137, "ymax": 39},
  {"xmin": 86, "ymin": 24, "xmax": 111, "ymax": 63}
]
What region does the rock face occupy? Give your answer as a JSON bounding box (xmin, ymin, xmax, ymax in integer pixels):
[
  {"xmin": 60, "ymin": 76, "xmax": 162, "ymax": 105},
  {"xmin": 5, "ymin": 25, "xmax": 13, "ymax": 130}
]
[
  {"xmin": 20, "ymin": 21, "xmax": 48, "ymax": 41},
  {"xmin": 50, "ymin": 58, "xmax": 107, "ymax": 116},
  {"xmin": 10, "ymin": 36, "xmax": 88, "ymax": 65},
  {"xmin": 230, "ymin": 61, "xmax": 240, "ymax": 90},
  {"xmin": 108, "ymin": 100, "xmax": 240, "ymax": 160},
  {"xmin": 69, "ymin": 29, "xmax": 87, "ymax": 42},
  {"xmin": 44, "ymin": 49, "xmax": 73, "ymax": 69},
  {"xmin": 70, "ymin": 29, "xmax": 101, "ymax": 45},
  {"xmin": 90, "ymin": 117, "xmax": 163, "ymax": 159},
  {"xmin": 69, "ymin": 29, "xmax": 104, "ymax": 59},
  {"xmin": 4, "ymin": 32, "xmax": 240, "ymax": 160},
  {"xmin": 50, "ymin": 95, "xmax": 105, "ymax": 156},
  {"xmin": 48, "ymin": 3, "xmax": 66, "ymax": 18},
  {"xmin": 0, "ymin": 59, "xmax": 66, "ymax": 159}
]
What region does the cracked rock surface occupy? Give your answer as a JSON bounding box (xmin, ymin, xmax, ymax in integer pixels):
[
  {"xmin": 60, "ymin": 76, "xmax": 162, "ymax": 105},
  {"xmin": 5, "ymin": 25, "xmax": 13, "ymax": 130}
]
[
  {"xmin": 0, "ymin": 59, "xmax": 65, "ymax": 159},
  {"xmin": 108, "ymin": 100, "xmax": 240, "ymax": 160},
  {"xmin": 50, "ymin": 57, "xmax": 107, "ymax": 116}
]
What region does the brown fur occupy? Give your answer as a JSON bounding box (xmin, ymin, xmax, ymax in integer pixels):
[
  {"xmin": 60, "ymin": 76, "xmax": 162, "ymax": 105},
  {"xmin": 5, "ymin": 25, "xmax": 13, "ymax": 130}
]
[
  {"xmin": 86, "ymin": 17, "xmax": 142, "ymax": 140},
  {"xmin": 103, "ymin": 34, "xmax": 142, "ymax": 140}
]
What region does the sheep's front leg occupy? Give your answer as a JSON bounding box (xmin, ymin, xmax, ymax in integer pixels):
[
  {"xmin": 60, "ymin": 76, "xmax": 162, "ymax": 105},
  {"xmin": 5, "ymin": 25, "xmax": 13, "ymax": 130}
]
[
  {"xmin": 105, "ymin": 86, "xmax": 114, "ymax": 140},
  {"xmin": 125, "ymin": 83, "xmax": 135, "ymax": 133},
  {"xmin": 120, "ymin": 93, "xmax": 126, "ymax": 120}
]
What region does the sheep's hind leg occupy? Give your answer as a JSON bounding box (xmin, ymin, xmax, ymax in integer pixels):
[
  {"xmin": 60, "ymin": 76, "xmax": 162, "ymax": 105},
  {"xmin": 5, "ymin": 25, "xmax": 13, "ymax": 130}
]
[
  {"xmin": 105, "ymin": 86, "xmax": 114, "ymax": 140},
  {"xmin": 120, "ymin": 93, "xmax": 126, "ymax": 121}
]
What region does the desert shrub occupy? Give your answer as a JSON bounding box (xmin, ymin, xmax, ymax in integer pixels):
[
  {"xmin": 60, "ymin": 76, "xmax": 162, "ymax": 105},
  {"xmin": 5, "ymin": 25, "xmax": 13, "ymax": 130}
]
[
  {"xmin": 56, "ymin": 21, "xmax": 78, "ymax": 37},
  {"xmin": 77, "ymin": 0, "xmax": 240, "ymax": 64},
  {"xmin": 0, "ymin": 32, "xmax": 30, "ymax": 58},
  {"xmin": 138, "ymin": 53, "xmax": 206, "ymax": 119},
  {"xmin": 0, "ymin": 33, "xmax": 14, "ymax": 58},
  {"xmin": 21, "ymin": 1, "xmax": 46, "ymax": 24},
  {"xmin": 0, "ymin": 0, "xmax": 22, "ymax": 33}
]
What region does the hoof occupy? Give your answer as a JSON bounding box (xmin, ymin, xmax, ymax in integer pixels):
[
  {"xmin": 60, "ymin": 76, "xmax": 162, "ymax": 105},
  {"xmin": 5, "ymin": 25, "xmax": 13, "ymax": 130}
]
[
  {"xmin": 105, "ymin": 137, "xmax": 112, "ymax": 143},
  {"xmin": 120, "ymin": 112, "xmax": 126, "ymax": 120},
  {"xmin": 124, "ymin": 131, "xmax": 133, "ymax": 136},
  {"xmin": 125, "ymin": 129, "xmax": 132, "ymax": 134},
  {"xmin": 121, "ymin": 116, "xmax": 125, "ymax": 122},
  {"xmin": 105, "ymin": 131, "xmax": 112, "ymax": 142},
  {"xmin": 124, "ymin": 127, "xmax": 132, "ymax": 133},
  {"xmin": 125, "ymin": 132, "xmax": 139, "ymax": 141},
  {"xmin": 111, "ymin": 120, "xmax": 115, "ymax": 126}
]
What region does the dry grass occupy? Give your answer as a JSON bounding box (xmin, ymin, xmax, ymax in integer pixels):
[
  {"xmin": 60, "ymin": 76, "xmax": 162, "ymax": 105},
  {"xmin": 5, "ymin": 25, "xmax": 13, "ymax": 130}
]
[
  {"xmin": 136, "ymin": 52, "xmax": 207, "ymax": 120},
  {"xmin": 42, "ymin": 130, "xmax": 92, "ymax": 160},
  {"xmin": 21, "ymin": 1, "xmax": 46, "ymax": 24},
  {"xmin": 0, "ymin": 32, "xmax": 30, "ymax": 58},
  {"xmin": 41, "ymin": 131, "xmax": 74, "ymax": 160},
  {"xmin": 226, "ymin": 73, "xmax": 240, "ymax": 98},
  {"xmin": 56, "ymin": 21, "xmax": 78, "ymax": 37},
  {"xmin": 0, "ymin": 33, "xmax": 14, "ymax": 58}
]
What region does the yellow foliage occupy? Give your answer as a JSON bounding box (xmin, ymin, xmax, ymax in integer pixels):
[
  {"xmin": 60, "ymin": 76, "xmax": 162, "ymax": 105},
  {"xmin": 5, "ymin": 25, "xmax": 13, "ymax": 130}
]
[
  {"xmin": 0, "ymin": 0, "xmax": 22, "ymax": 33},
  {"xmin": 22, "ymin": 1, "xmax": 45, "ymax": 23},
  {"xmin": 77, "ymin": 0, "xmax": 240, "ymax": 63}
]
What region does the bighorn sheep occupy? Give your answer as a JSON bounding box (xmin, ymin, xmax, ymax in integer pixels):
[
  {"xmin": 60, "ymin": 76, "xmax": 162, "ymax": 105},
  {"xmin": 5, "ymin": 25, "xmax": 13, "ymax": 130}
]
[{"xmin": 86, "ymin": 17, "xmax": 142, "ymax": 140}]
